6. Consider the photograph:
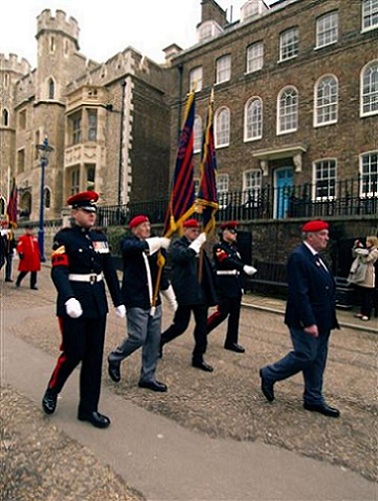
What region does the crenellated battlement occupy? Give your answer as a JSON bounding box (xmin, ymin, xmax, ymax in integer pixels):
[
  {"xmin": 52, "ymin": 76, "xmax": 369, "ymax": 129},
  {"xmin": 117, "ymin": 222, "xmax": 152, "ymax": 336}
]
[
  {"xmin": 37, "ymin": 9, "xmax": 79, "ymax": 45},
  {"xmin": 0, "ymin": 53, "xmax": 31, "ymax": 75}
]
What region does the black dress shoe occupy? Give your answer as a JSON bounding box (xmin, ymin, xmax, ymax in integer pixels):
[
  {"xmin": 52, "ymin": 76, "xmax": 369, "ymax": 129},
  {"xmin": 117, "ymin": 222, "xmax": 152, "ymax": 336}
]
[
  {"xmin": 303, "ymin": 402, "xmax": 340, "ymax": 418},
  {"xmin": 259, "ymin": 369, "xmax": 275, "ymax": 402},
  {"xmin": 224, "ymin": 343, "xmax": 245, "ymax": 353},
  {"xmin": 42, "ymin": 388, "xmax": 58, "ymax": 415},
  {"xmin": 138, "ymin": 380, "xmax": 168, "ymax": 392},
  {"xmin": 108, "ymin": 359, "xmax": 121, "ymax": 383},
  {"xmin": 78, "ymin": 410, "xmax": 111, "ymax": 428},
  {"xmin": 192, "ymin": 360, "xmax": 214, "ymax": 372},
  {"xmin": 30, "ymin": 286, "xmax": 38, "ymax": 290},
  {"xmin": 5, "ymin": 278, "xmax": 13, "ymax": 283}
]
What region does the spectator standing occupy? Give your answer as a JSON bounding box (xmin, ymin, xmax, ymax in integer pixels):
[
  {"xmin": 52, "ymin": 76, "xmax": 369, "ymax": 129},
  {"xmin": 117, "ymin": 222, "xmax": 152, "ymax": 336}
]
[
  {"xmin": 351, "ymin": 236, "xmax": 378, "ymax": 321},
  {"xmin": 107, "ymin": 215, "xmax": 174, "ymax": 392},
  {"xmin": 160, "ymin": 219, "xmax": 217, "ymax": 372},
  {"xmin": 15, "ymin": 225, "xmax": 41, "ymax": 289},
  {"xmin": 42, "ymin": 191, "xmax": 125, "ymax": 429},
  {"xmin": 207, "ymin": 221, "xmax": 256, "ymax": 353},
  {"xmin": 259, "ymin": 219, "xmax": 340, "ymax": 418}
]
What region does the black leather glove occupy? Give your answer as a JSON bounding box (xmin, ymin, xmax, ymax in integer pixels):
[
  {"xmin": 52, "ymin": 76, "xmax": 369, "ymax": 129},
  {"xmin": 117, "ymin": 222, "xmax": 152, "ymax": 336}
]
[{"xmin": 19, "ymin": 253, "xmax": 24, "ymax": 260}]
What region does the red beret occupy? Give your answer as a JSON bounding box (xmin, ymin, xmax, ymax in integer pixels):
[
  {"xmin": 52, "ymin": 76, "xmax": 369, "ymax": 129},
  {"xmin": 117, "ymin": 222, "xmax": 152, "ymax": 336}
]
[
  {"xmin": 129, "ymin": 215, "xmax": 149, "ymax": 229},
  {"xmin": 183, "ymin": 218, "xmax": 200, "ymax": 228},
  {"xmin": 302, "ymin": 220, "xmax": 329, "ymax": 232},
  {"xmin": 67, "ymin": 191, "xmax": 99, "ymax": 212},
  {"xmin": 220, "ymin": 221, "xmax": 238, "ymax": 231}
]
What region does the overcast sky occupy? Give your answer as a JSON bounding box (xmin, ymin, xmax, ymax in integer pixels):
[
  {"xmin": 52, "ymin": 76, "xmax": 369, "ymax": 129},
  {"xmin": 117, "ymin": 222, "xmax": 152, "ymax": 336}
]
[{"xmin": 1, "ymin": 0, "xmax": 276, "ymax": 67}]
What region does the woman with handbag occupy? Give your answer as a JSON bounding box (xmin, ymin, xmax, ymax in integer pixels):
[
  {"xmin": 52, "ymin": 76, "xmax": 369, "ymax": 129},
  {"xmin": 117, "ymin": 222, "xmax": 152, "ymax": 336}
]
[{"xmin": 350, "ymin": 236, "xmax": 378, "ymax": 321}]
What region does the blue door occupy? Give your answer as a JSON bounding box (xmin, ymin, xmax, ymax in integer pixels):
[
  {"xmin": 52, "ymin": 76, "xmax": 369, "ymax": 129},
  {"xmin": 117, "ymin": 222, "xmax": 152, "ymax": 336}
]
[{"xmin": 275, "ymin": 167, "xmax": 294, "ymax": 219}]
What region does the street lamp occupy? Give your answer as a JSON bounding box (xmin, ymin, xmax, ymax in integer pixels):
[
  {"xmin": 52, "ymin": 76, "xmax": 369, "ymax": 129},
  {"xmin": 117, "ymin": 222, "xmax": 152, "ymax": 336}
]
[{"xmin": 36, "ymin": 136, "xmax": 54, "ymax": 262}]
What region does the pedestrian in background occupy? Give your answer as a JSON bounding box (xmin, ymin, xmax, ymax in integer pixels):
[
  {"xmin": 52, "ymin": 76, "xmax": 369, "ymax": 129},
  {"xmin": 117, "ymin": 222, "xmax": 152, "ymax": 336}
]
[
  {"xmin": 3, "ymin": 228, "xmax": 16, "ymax": 282},
  {"xmin": 350, "ymin": 236, "xmax": 378, "ymax": 321},
  {"xmin": 15, "ymin": 225, "xmax": 40, "ymax": 289},
  {"xmin": 42, "ymin": 191, "xmax": 125, "ymax": 429},
  {"xmin": 207, "ymin": 221, "xmax": 257, "ymax": 353},
  {"xmin": 108, "ymin": 215, "xmax": 174, "ymax": 392},
  {"xmin": 160, "ymin": 218, "xmax": 217, "ymax": 372},
  {"xmin": 259, "ymin": 219, "xmax": 340, "ymax": 418}
]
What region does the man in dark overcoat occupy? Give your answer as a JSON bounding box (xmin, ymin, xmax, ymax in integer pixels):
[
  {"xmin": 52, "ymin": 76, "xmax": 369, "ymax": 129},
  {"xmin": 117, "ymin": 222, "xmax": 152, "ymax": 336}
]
[
  {"xmin": 160, "ymin": 219, "xmax": 217, "ymax": 372},
  {"xmin": 259, "ymin": 219, "xmax": 340, "ymax": 417}
]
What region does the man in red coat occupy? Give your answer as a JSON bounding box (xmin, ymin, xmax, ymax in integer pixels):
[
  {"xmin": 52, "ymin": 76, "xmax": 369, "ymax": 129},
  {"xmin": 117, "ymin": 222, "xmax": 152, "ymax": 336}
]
[{"xmin": 15, "ymin": 225, "xmax": 41, "ymax": 289}]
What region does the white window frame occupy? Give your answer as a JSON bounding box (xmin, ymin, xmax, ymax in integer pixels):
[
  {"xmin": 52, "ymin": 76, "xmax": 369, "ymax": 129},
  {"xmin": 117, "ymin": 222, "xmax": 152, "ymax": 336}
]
[
  {"xmin": 243, "ymin": 169, "xmax": 262, "ymax": 205},
  {"xmin": 360, "ymin": 60, "xmax": 378, "ymax": 116},
  {"xmin": 217, "ymin": 173, "xmax": 229, "ymax": 194},
  {"xmin": 194, "ymin": 115, "xmax": 202, "ymax": 154},
  {"xmin": 246, "ymin": 41, "xmax": 264, "ymax": 73},
  {"xmin": 316, "ymin": 11, "xmax": 338, "ymax": 48},
  {"xmin": 216, "ymin": 55, "xmax": 231, "ymax": 85},
  {"xmin": 189, "ymin": 67, "xmax": 203, "ymax": 92},
  {"xmin": 312, "ymin": 159, "xmax": 337, "ymax": 201},
  {"xmin": 279, "ymin": 27, "xmax": 299, "ymax": 62},
  {"xmin": 215, "ymin": 107, "xmax": 230, "ymax": 148},
  {"xmin": 359, "ymin": 151, "xmax": 378, "ymax": 197},
  {"xmin": 362, "ymin": 0, "xmax": 378, "ymax": 31},
  {"xmin": 244, "ymin": 97, "xmax": 263, "ymax": 141},
  {"xmin": 277, "ymin": 86, "xmax": 298, "ymax": 135},
  {"xmin": 314, "ymin": 75, "xmax": 338, "ymax": 126},
  {"xmin": 197, "ymin": 20, "xmax": 223, "ymax": 43}
]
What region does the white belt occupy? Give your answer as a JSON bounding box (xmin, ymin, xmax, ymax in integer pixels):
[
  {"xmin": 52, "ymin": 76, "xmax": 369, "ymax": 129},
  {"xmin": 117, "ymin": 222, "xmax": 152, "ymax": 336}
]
[
  {"xmin": 216, "ymin": 270, "xmax": 240, "ymax": 276},
  {"xmin": 69, "ymin": 273, "xmax": 103, "ymax": 283}
]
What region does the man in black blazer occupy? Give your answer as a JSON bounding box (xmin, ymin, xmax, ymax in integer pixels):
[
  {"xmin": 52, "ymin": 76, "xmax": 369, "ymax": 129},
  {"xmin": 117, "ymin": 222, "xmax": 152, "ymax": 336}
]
[{"xmin": 259, "ymin": 219, "xmax": 340, "ymax": 418}]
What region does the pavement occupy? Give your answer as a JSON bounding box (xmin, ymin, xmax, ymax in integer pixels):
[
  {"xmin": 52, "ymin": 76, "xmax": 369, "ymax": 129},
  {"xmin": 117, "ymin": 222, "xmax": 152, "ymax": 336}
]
[{"xmin": 2, "ymin": 263, "xmax": 377, "ymax": 501}]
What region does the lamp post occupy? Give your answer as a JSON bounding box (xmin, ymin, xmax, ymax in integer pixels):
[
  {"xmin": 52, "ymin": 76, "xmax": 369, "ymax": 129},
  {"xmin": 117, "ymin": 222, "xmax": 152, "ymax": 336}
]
[{"xmin": 36, "ymin": 136, "xmax": 54, "ymax": 262}]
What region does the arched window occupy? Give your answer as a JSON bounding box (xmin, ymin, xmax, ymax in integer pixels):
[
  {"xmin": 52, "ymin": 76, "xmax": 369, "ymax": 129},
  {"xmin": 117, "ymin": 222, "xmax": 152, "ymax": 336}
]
[
  {"xmin": 244, "ymin": 97, "xmax": 263, "ymax": 141},
  {"xmin": 44, "ymin": 187, "xmax": 51, "ymax": 209},
  {"xmin": 48, "ymin": 78, "xmax": 55, "ymax": 99},
  {"xmin": 2, "ymin": 108, "xmax": 9, "ymax": 126},
  {"xmin": 215, "ymin": 107, "xmax": 230, "ymax": 148},
  {"xmin": 194, "ymin": 115, "xmax": 202, "ymax": 153},
  {"xmin": 277, "ymin": 86, "xmax": 298, "ymax": 134},
  {"xmin": 361, "ymin": 60, "xmax": 378, "ymax": 116},
  {"xmin": 314, "ymin": 75, "xmax": 338, "ymax": 126}
]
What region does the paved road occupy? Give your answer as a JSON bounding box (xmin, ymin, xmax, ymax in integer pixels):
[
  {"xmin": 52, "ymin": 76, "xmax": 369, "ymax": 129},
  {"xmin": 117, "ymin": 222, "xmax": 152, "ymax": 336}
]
[{"xmin": 2, "ymin": 266, "xmax": 376, "ymax": 501}]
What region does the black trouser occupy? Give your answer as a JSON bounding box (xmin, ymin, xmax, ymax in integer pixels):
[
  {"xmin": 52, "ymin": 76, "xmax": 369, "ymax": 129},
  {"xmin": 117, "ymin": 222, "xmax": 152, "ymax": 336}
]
[
  {"xmin": 207, "ymin": 295, "xmax": 242, "ymax": 346},
  {"xmin": 357, "ymin": 285, "xmax": 375, "ymax": 318},
  {"xmin": 160, "ymin": 304, "xmax": 208, "ymax": 362},
  {"xmin": 47, "ymin": 316, "xmax": 106, "ymax": 413},
  {"xmin": 16, "ymin": 271, "xmax": 37, "ymax": 288}
]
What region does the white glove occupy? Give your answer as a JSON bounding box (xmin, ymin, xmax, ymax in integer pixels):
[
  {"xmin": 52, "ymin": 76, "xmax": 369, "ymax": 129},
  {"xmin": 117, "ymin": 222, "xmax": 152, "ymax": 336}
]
[
  {"xmin": 243, "ymin": 265, "xmax": 257, "ymax": 276},
  {"xmin": 161, "ymin": 284, "xmax": 178, "ymax": 312},
  {"xmin": 115, "ymin": 304, "xmax": 126, "ymax": 318},
  {"xmin": 146, "ymin": 237, "xmax": 171, "ymax": 255},
  {"xmin": 189, "ymin": 232, "xmax": 207, "ymax": 254},
  {"xmin": 65, "ymin": 298, "xmax": 83, "ymax": 318}
]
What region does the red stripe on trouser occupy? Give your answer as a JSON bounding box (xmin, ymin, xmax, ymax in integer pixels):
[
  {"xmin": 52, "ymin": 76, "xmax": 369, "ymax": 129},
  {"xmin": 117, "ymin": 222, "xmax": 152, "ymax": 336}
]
[
  {"xmin": 49, "ymin": 317, "xmax": 66, "ymax": 390},
  {"xmin": 207, "ymin": 306, "xmax": 222, "ymax": 327}
]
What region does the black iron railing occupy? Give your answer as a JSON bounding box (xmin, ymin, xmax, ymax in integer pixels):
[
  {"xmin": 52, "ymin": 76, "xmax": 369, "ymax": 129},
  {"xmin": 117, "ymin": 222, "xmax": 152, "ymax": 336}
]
[{"xmin": 97, "ymin": 177, "xmax": 377, "ymax": 226}]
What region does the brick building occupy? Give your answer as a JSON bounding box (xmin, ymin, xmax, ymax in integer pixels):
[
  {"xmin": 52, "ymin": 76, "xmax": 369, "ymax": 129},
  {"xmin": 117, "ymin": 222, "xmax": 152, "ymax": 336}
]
[{"xmin": 0, "ymin": 0, "xmax": 377, "ymax": 224}]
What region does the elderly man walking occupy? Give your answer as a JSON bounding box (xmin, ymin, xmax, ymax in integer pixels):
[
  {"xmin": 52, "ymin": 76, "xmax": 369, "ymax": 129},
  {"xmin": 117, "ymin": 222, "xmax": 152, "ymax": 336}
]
[{"xmin": 259, "ymin": 219, "xmax": 340, "ymax": 418}]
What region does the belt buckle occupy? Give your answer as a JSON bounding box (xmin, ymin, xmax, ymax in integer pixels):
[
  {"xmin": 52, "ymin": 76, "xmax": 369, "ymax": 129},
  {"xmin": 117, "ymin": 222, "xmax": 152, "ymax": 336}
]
[{"xmin": 89, "ymin": 274, "xmax": 97, "ymax": 284}]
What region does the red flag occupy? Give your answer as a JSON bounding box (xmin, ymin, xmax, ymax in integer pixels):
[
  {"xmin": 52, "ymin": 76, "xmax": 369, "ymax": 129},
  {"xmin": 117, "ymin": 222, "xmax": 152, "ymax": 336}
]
[
  {"xmin": 196, "ymin": 90, "xmax": 219, "ymax": 234},
  {"xmin": 164, "ymin": 91, "xmax": 196, "ymax": 236},
  {"xmin": 6, "ymin": 178, "xmax": 18, "ymax": 228}
]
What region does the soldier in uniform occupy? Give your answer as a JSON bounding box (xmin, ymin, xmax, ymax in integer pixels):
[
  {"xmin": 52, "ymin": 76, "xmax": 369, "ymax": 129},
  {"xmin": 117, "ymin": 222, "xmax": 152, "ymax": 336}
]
[
  {"xmin": 207, "ymin": 221, "xmax": 257, "ymax": 353},
  {"xmin": 42, "ymin": 191, "xmax": 125, "ymax": 429},
  {"xmin": 107, "ymin": 215, "xmax": 175, "ymax": 391}
]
